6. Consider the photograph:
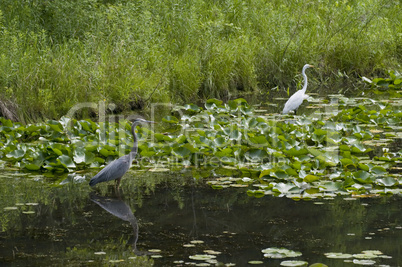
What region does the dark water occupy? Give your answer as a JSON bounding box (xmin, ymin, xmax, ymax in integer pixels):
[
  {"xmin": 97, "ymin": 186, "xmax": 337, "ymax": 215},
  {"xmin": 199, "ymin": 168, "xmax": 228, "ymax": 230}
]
[{"xmin": 0, "ymin": 171, "xmax": 401, "ymax": 266}]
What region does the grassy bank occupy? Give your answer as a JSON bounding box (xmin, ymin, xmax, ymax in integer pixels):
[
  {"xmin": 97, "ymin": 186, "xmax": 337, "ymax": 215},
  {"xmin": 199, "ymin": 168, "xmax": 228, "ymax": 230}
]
[{"xmin": 0, "ymin": 0, "xmax": 401, "ymax": 122}]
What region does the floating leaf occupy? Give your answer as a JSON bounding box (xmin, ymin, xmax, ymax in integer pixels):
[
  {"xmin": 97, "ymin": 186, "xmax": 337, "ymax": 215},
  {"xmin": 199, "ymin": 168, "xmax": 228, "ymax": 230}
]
[
  {"xmin": 262, "ymin": 247, "xmax": 302, "ymax": 258},
  {"xmin": 286, "ymin": 148, "xmax": 309, "ymax": 156},
  {"xmin": 273, "ymin": 183, "xmax": 300, "ymax": 194},
  {"xmin": 245, "ymin": 149, "xmax": 268, "ymax": 161},
  {"xmin": 172, "ymin": 147, "xmax": 191, "ymax": 158},
  {"xmin": 324, "ymin": 252, "xmax": 353, "ymax": 259},
  {"xmin": 309, "ymin": 264, "xmax": 328, "ymax": 267},
  {"xmin": 58, "ymin": 155, "xmax": 76, "ymax": 169},
  {"xmin": 271, "ymin": 170, "xmax": 289, "ymax": 179},
  {"xmin": 280, "ymin": 260, "xmax": 308, "ymax": 267},
  {"xmin": 183, "ymin": 104, "xmax": 201, "ymax": 112},
  {"xmin": 6, "ymin": 149, "xmax": 25, "ymax": 159},
  {"xmin": 3, "ymin": 207, "xmax": 18, "ymax": 211},
  {"xmin": 303, "ymin": 175, "xmax": 319, "ymax": 183},
  {"xmin": 319, "ymin": 182, "xmax": 342, "ymax": 192},
  {"xmin": 376, "ymin": 177, "xmax": 397, "ymax": 187},
  {"xmin": 352, "ymin": 259, "xmax": 376, "ymax": 265},
  {"xmin": 148, "ymin": 249, "xmax": 162, "ymax": 253},
  {"xmin": 371, "ymin": 166, "xmax": 387, "ymax": 175},
  {"xmin": 353, "ymin": 170, "xmax": 373, "ymax": 184},
  {"xmin": 22, "ymin": 211, "xmax": 35, "ymax": 214},
  {"xmin": 248, "ymin": 260, "xmax": 264, "ymax": 265},
  {"xmin": 189, "ymin": 254, "xmax": 216, "ymax": 260},
  {"xmin": 162, "ymin": 116, "xmax": 179, "ymax": 124}
]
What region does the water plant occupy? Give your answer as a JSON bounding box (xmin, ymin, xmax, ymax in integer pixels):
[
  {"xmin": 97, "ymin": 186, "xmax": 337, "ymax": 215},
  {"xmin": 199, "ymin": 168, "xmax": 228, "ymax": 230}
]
[{"xmin": 0, "ymin": 94, "xmax": 401, "ymax": 199}]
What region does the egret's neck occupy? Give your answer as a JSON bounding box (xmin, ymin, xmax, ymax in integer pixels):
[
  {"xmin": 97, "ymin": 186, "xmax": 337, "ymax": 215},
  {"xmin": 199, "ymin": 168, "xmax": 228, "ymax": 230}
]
[{"xmin": 301, "ymin": 70, "xmax": 308, "ymax": 93}]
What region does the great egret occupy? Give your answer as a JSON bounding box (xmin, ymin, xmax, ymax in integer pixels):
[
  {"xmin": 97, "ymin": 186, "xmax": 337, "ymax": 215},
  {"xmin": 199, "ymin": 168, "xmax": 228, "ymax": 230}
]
[
  {"xmin": 282, "ymin": 64, "xmax": 314, "ymax": 114},
  {"xmin": 89, "ymin": 118, "xmax": 155, "ymax": 188}
]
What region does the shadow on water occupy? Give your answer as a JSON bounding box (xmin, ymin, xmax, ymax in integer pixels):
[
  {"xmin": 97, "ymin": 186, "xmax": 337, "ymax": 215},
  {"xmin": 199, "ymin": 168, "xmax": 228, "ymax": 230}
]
[{"xmin": 0, "ymin": 171, "xmax": 401, "ymax": 266}]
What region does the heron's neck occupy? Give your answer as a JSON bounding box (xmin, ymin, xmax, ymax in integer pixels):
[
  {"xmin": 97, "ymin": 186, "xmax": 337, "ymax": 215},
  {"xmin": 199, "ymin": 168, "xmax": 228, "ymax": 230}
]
[
  {"xmin": 130, "ymin": 148, "xmax": 138, "ymax": 159},
  {"xmin": 130, "ymin": 123, "xmax": 139, "ymax": 158}
]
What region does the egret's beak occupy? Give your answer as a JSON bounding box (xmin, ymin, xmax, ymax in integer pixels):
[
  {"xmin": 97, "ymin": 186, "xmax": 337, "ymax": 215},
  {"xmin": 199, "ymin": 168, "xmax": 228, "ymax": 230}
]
[{"xmin": 309, "ymin": 65, "xmax": 314, "ymax": 68}]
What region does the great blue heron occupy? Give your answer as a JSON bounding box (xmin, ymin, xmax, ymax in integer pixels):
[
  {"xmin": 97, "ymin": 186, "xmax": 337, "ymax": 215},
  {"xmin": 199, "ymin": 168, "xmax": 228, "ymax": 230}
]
[
  {"xmin": 89, "ymin": 118, "xmax": 155, "ymax": 188},
  {"xmin": 282, "ymin": 64, "xmax": 314, "ymax": 114}
]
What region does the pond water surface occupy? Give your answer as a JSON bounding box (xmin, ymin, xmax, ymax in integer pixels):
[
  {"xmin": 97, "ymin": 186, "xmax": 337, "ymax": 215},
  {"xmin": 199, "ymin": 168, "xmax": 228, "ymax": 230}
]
[
  {"xmin": 1, "ymin": 88, "xmax": 401, "ymax": 266},
  {"xmin": 0, "ymin": 170, "xmax": 401, "ymax": 266}
]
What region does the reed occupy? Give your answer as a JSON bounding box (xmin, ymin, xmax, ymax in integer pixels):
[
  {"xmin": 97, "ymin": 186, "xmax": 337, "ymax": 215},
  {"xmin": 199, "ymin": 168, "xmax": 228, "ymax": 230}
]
[{"xmin": 0, "ymin": 0, "xmax": 400, "ymax": 122}]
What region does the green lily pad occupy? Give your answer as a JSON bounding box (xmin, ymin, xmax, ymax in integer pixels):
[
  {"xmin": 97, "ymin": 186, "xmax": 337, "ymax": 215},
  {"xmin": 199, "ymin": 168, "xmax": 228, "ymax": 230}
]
[
  {"xmin": 262, "ymin": 247, "xmax": 302, "ymax": 258},
  {"xmin": 303, "ymin": 175, "xmax": 319, "ymax": 183},
  {"xmin": 352, "ymin": 259, "xmax": 376, "ymax": 265},
  {"xmin": 162, "ymin": 116, "xmax": 179, "ymax": 124},
  {"xmin": 189, "ymin": 254, "xmax": 216, "ymax": 260},
  {"xmin": 280, "ymin": 260, "xmax": 308, "ymax": 266},
  {"xmin": 273, "ymin": 183, "xmax": 299, "ymax": 194},
  {"xmin": 371, "ymin": 166, "xmax": 387, "ymax": 175},
  {"xmin": 376, "ymin": 177, "xmax": 397, "ymax": 186},
  {"xmin": 309, "ymin": 264, "xmax": 328, "ymax": 267},
  {"xmin": 6, "ymin": 149, "xmax": 25, "ymax": 159},
  {"xmin": 3, "ymin": 207, "xmax": 18, "ymax": 211},
  {"xmin": 172, "ymin": 147, "xmax": 191, "ymax": 158},
  {"xmin": 353, "ymin": 170, "xmax": 373, "ymax": 184},
  {"xmin": 58, "ymin": 155, "xmax": 76, "ymax": 169},
  {"xmin": 22, "ymin": 211, "xmax": 35, "ymax": 214},
  {"xmin": 324, "ymin": 252, "xmax": 353, "ymax": 259},
  {"xmin": 248, "ymin": 260, "xmax": 264, "ymax": 264}
]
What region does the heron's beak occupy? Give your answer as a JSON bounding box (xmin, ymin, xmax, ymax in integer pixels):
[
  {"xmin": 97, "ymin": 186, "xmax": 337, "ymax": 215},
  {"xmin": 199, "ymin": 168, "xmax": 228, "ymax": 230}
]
[{"xmin": 309, "ymin": 65, "xmax": 314, "ymax": 68}]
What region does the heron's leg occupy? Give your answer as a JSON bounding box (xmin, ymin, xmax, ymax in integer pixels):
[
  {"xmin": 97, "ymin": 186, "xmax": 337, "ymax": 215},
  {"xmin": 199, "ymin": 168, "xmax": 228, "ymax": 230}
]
[{"xmin": 115, "ymin": 178, "xmax": 122, "ymax": 189}]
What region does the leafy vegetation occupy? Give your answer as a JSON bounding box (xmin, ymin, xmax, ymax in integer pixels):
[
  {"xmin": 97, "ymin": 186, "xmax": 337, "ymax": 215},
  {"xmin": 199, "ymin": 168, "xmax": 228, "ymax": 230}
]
[
  {"xmin": 0, "ymin": 0, "xmax": 401, "ymax": 121},
  {"xmin": 1, "ymin": 94, "xmax": 401, "ymax": 198},
  {"xmin": 363, "ymin": 70, "xmax": 402, "ymax": 97}
]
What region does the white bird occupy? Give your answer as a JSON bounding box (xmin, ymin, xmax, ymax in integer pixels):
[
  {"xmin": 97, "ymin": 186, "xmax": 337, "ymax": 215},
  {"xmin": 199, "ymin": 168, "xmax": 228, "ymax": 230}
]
[{"xmin": 282, "ymin": 64, "xmax": 314, "ymax": 114}]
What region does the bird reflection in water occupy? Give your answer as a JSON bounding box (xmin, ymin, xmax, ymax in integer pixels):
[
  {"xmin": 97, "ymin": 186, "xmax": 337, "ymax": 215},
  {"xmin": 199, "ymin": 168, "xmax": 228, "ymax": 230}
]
[{"xmin": 89, "ymin": 192, "xmax": 146, "ymax": 255}]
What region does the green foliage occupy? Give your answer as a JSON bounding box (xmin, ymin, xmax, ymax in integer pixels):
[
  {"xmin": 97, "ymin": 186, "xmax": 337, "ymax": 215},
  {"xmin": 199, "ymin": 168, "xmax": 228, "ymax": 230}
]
[
  {"xmin": 1, "ymin": 93, "xmax": 401, "ymax": 198},
  {"xmin": 365, "ymin": 71, "xmax": 402, "ymax": 97},
  {"xmin": 0, "ymin": 0, "xmax": 401, "ymax": 121},
  {"xmin": 0, "ymin": 116, "xmax": 153, "ymax": 172}
]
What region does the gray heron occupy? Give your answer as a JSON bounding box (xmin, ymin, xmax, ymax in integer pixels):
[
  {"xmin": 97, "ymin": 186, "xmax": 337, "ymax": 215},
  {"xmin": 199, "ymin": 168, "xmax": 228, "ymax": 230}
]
[{"xmin": 89, "ymin": 118, "xmax": 155, "ymax": 188}]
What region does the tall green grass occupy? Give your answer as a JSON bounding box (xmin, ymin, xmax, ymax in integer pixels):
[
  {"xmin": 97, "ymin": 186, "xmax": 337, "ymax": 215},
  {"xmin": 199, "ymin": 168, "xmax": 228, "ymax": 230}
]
[{"xmin": 0, "ymin": 0, "xmax": 401, "ymax": 122}]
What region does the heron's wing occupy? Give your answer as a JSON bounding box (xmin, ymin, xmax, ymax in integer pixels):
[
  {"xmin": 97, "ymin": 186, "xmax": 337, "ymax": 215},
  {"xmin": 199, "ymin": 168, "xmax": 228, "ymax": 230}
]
[{"xmin": 89, "ymin": 155, "xmax": 131, "ymax": 186}]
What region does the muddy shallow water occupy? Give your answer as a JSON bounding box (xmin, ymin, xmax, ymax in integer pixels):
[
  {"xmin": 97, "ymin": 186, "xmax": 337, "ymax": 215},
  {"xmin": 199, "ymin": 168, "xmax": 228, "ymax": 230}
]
[{"xmin": 0, "ymin": 171, "xmax": 401, "ymax": 266}]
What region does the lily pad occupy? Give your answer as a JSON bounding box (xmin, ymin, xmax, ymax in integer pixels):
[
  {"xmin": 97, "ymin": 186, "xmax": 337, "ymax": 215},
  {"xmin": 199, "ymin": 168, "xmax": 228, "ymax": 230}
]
[
  {"xmin": 262, "ymin": 247, "xmax": 302, "ymax": 259},
  {"xmin": 280, "ymin": 260, "xmax": 308, "ymax": 266},
  {"xmin": 324, "ymin": 252, "xmax": 353, "ymax": 259},
  {"xmin": 3, "ymin": 207, "xmax": 18, "ymax": 211},
  {"xmin": 189, "ymin": 254, "xmax": 216, "ymax": 260},
  {"xmin": 352, "ymin": 259, "xmax": 376, "ymax": 265},
  {"xmin": 248, "ymin": 260, "xmax": 264, "ymax": 264}
]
